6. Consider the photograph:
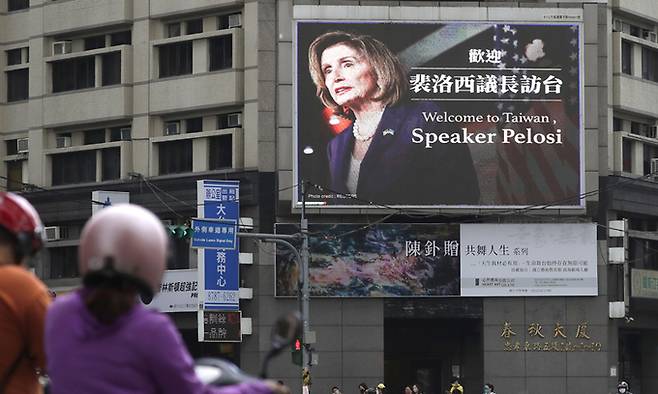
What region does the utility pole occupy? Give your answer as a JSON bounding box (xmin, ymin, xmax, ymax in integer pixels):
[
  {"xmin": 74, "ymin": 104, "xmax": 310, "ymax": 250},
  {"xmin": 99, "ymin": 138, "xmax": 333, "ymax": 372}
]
[
  {"xmin": 300, "ymin": 180, "xmax": 311, "ymax": 372},
  {"xmin": 236, "ymin": 180, "xmax": 313, "ymax": 393}
]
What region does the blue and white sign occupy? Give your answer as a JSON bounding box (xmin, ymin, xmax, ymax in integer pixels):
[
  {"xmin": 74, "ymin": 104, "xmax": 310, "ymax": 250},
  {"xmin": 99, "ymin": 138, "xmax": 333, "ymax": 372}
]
[
  {"xmin": 191, "ymin": 219, "xmax": 237, "ymax": 250},
  {"xmin": 197, "ymin": 180, "xmax": 240, "ymax": 311}
]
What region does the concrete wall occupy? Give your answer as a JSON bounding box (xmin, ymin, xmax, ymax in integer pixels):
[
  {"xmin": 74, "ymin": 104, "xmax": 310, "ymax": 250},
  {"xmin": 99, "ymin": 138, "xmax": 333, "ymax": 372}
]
[{"xmin": 612, "ymin": 0, "xmax": 658, "ymax": 23}]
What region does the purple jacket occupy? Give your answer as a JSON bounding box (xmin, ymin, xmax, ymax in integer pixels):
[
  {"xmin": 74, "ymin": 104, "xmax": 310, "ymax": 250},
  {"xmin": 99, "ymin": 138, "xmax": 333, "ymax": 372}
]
[{"xmin": 45, "ymin": 290, "xmax": 272, "ymax": 394}]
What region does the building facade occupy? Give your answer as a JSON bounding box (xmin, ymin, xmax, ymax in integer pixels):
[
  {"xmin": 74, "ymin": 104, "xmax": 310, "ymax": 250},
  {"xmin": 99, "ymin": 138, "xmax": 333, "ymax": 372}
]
[{"xmin": 2, "ymin": 0, "xmax": 658, "ymax": 393}]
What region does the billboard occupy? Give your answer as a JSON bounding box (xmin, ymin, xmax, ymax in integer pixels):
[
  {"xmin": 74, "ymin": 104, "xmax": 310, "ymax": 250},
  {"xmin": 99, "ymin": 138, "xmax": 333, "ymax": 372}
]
[
  {"xmin": 460, "ymin": 223, "xmax": 597, "ymax": 296},
  {"xmin": 294, "ymin": 21, "xmax": 583, "ymax": 208},
  {"xmin": 198, "ymin": 310, "xmax": 242, "ymax": 342},
  {"xmin": 145, "ymin": 269, "xmax": 199, "ymax": 313},
  {"xmin": 275, "ymin": 223, "xmax": 597, "ymax": 297}
]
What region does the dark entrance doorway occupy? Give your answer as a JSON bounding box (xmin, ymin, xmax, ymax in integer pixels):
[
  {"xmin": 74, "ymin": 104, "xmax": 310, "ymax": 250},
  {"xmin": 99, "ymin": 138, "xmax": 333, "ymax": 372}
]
[{"xmin": 385, "ymin": 318, "xmax": 483, "ymax": 394}]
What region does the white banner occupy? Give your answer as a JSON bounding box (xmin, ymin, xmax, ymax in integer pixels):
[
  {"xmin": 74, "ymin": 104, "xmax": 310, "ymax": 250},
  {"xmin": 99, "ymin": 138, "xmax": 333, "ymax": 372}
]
[
  {"xmin": 460, "ymin": 224, "xmax": 597, "ymax": 296},
  {"xmin": 146, "ymin": 269, "xmax": 199, "ymax": 312}
]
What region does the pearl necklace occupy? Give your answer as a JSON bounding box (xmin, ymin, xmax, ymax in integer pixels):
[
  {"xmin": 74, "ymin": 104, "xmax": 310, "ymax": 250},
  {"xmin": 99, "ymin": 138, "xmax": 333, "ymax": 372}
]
[{"xmin": 352, "ymin": 107, "xmax": 386, "ymax": 142}]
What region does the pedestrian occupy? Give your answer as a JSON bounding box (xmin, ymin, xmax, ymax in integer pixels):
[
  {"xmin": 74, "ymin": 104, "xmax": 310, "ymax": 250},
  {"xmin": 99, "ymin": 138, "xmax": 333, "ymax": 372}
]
[
  {"xmin": 0, "ymin": 192, "xmax": 50, "ymax": 394},
  {"xmin": 617, "ymin": 381, "xmax": 633, "ymax": 394},
  {"xmin": 412, "ymin": 384, "xmax": 423, "ymax": 394},
  {"xmin": 376, "ymin": 383, "xmax": 386, "ymax": 394},
  {"xmin": 45, "ymin": 204, "xmax": 289, "ymax": 394},
  {"xmin": 404, "ymin": 386, "xmax": 413, "ymax": 394},
  {"xmin": 483, "ymin": 383, "xmax": 495, "ymax": 394},
  {"xmin": 448, "ymin": 377, "xmax": 464, "ymax": 394},
  {"xmin": 359, "ymin": 383, "xmax": 369, "ymax": 394}
]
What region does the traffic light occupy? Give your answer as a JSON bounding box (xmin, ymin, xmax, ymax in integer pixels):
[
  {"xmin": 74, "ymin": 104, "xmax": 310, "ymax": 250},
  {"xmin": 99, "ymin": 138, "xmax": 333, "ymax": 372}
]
[
  {"xmin": 167, "ymin": 225, "xmax": 194, "ymax": 240},
  {"xmin": 291, "ymin": 338, "xmax": 302, "ymax": 366}
]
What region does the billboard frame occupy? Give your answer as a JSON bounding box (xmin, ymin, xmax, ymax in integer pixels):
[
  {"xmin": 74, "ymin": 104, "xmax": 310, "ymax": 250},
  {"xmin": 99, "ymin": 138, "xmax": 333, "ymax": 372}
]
[{"xmin": 292, "ymin": 17, "xmax": 585, "ymax": 211}]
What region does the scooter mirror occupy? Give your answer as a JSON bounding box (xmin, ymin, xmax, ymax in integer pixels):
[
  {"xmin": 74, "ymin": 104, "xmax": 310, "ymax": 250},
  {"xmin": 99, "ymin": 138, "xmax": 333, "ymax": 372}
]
[{"xmin": 270, "ymin": 311, "xmax": 301, "ymax": 355}]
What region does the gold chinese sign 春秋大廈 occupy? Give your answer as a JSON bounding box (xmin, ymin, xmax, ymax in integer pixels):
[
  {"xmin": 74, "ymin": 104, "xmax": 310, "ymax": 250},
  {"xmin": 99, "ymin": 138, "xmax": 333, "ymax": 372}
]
[{"xmin": 499, "ymin": 321, "xmax": 602, "ymax": 352}]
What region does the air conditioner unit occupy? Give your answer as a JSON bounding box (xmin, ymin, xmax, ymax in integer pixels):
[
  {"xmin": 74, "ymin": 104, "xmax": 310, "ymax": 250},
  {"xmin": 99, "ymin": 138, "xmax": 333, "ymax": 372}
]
[
  {"xmin": 52, "ymin": 41, "xmax": 72, "ymax": 56},
  {"xmin": 164, "ymin": 122, "xmax": 180, "ymax": 136},
  {"xmin": 56, "ymin": 136, "xmax": 72, "ymax": 148},
  {"xmin": 613, "ymin": 19, "xmax": 622, "ymax": 33},
  {"xmin": 644, "ymin": 31, "xmax": 658, "ymax": 43},
  {"xmin": 16, "ymin": 138, "xmax": 29, "ymax": 153},
  {"xmin": 648, "ymin": 126, "xmax": 658, "ymax": 139},
  {"xmin": 228, "ymin": 14, "xmax": 242, "ymax": 28},
  {"xmin": 119, "ymin": 127, "xmax": 131, "ymax": 141},
  {"xmin": 44, "ymin": 226, "xmax": 61, "ymax": 241},
  {"xmin": 227, "ymin": 113, "xmax": 242, "ymax": 128}
]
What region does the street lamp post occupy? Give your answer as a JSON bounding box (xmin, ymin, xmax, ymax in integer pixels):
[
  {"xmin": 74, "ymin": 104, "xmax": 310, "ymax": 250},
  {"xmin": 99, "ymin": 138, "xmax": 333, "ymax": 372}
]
[
  {"xmin": 300, "ymin": 181, "xmax": 311, "ymax": 372},
  {"xmin": 236, "ymin": 180, "xmax": 312, "ymax": 393}
]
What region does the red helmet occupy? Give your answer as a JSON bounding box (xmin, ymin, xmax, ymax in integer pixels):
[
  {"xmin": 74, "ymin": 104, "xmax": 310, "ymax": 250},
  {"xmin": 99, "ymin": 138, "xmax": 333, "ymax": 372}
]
[
  {"xmin": 0, "ymin": 192, "xmax": 45, "ymax": 259},
  {"xmin": 78, "ymin": 204, "xmax": 168, "ymax": 301}
]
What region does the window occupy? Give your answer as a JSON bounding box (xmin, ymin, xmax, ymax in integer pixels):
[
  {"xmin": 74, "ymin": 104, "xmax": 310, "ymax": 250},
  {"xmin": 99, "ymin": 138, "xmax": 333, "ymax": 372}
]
[
  {"xmin": 110, "ymin": 31, "xmax": 131, "ymax": 46},
  {"xmin": 644, "ymin": 144, "xmax": 658, "ymax": 175},
  {"xmin": 209, "ymin": 36, "xmax": 232, "ymax": 71},
  {"xmin": 49, "ymin": 246, "xmax": 79, "ymax": 279},
  {"xmin": 6, "ymin": 48, "xmax": 22, "ymax": 66},
  {"xmin": 52, "ymin": 56, "xmax": 95, "ymax": 93},
  {"xmin": 631, "ymin": 121, "xmax": 642, "ymax": 134},
  {"xmin": 630, "ymin": 25, "xmax": 641, "ymax": 38},
  {"xmin": 186, "ymin": 117, "xmax": 202, "ymax": 133},
  {"xmin": 6, "ymin": 139, "xmax": 18, "ymax": 155},
  {"xmin": 613, "ymin": 117, "xmax": 623, "ymax": 131},
  {"xmin": 83, "ymin": 129, "xmax": 105, "ymax": 145},
  {"xmin": 52, "ymin": 150, "xmax": 96, "ymax": 185},
  {"xmin": 159, "ymin": 41, "xmax": 192, "ymax": 78},
  {"xmin": 101, "ymin": 52, "xmax": 121, "ymax": 86},
  {"xmin": 166, "ymin": 22, "xmax": 181, "ymax": 38},
  {"xmin": 623, "ymin": 139, "xmax": 632, "ymax": 173},
  {"xmin": 159, "ymin": 140, "xmax": 192, "ymax": 175},
  {"xmin": 622, "ymin": 40, "xmax": 632, "ymax": 75},
  {"xmin": 102, "ymin": 148, "xmax": 120, "ymax": 181},
  {"xmin": 6, "ymin": 161, "xmax": 23, "ymax": 192},
  {"xmin": 8, "ymin": 0, "xmax": 29, "ymax": 11},
  {"xmin": 642, "ymin": 47, "xmax": 658, "ymax": 83},
  {"xmin": 7, "ymin": 69, "xmax": 28, "ymax": 102},
  {"xmin": 209, "ymin": 135, "xmax": 232, "ymax": 169},
  {"xmin": 84, "ymin": 35, "xmax": 106, "ymax": 50},
  {"xmin": 186, "ymin": 19, "xmax": 203, "ymax": 34},
  {"xmin": 109, "ymin": 126, "xmax": 130, "ymax": 141}
]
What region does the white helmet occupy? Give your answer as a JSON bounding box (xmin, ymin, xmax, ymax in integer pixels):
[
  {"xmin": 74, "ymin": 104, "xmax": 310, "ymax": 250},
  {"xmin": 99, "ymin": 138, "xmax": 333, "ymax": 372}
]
[{"xmin": 79, "ymin": 204, "xmax": 168, "ymax": 302}]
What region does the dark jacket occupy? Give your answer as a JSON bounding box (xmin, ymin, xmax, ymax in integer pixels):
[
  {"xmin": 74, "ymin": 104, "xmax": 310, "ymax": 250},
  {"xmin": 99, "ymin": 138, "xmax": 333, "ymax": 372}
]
[{"xmin": 327, "ymin": 101, "xmax": 480, "ymax": 206}]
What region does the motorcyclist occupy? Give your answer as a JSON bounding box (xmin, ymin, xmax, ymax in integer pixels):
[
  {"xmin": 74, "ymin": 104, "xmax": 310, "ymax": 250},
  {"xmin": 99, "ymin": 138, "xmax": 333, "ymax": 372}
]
[
  {"xmin": 0, "ymin": 192, "xmax": 49, "ymax": 394},
  {"xmin": 617, "ymin": 381, "xmax": 632, "ymax": 394},
  {"xmin": 45, "ymin": 204, "xmax": 288, "ymax": 394}
]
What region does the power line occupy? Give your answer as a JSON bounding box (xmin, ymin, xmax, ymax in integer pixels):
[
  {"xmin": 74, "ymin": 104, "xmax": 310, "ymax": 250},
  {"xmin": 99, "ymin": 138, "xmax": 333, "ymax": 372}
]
[{"xmin": 305, "ymin": 171, "xmax": 656, "ymax": 221}]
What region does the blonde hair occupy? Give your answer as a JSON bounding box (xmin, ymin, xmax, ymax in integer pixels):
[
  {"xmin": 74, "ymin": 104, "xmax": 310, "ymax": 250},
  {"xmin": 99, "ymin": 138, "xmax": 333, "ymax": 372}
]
[{"xmin": 308, "ymin": 31, "xmax": 407, "ymax": 117}]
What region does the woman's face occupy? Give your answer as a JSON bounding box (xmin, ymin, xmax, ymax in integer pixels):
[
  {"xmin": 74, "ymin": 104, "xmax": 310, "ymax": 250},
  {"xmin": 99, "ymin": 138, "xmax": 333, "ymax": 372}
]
[
  {"xmin": 320, "ymin": 43, "xmax": 378, "ymax": 109},
  {"xmin": 404, "ymin": 387, "xmax": 413, "ymax": 394},
  {"xmin": 412, "ymin": 385, "xmax": 419, "ymax": 393}
]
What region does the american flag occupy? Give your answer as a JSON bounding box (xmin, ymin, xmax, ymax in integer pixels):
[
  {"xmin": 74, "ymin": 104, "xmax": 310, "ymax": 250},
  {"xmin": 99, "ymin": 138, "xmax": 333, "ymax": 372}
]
[{"xmin": 492, "ymin": 24, "xmax": 581, "ymax": 206}]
